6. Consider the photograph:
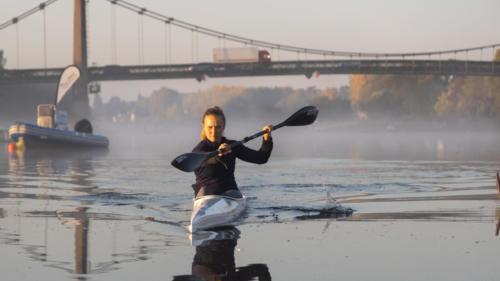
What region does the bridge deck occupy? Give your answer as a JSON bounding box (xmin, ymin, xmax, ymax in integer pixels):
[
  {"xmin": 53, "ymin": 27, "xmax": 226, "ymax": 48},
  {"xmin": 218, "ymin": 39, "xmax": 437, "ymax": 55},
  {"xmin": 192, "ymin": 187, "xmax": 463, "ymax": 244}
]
[{"xmin": 1, "ymin": 60, "xmax": 499, "ymax": 84}]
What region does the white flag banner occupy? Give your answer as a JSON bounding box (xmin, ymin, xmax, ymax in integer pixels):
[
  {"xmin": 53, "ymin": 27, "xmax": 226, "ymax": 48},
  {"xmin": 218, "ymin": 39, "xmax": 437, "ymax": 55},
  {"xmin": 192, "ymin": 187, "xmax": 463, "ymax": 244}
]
[{"xmin": 56, "ymin": 65, "xmax": 81, "ymax": 104}]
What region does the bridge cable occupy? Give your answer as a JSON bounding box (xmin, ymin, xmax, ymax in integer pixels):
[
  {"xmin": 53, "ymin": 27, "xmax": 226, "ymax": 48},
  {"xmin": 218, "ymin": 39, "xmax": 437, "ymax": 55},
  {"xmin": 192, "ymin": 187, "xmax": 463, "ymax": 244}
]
[
  {"xmin": 190, "ymin": 29, "xmax": 199, "ymax": 63},
  {"xmin": 191, "ymin": 29, "xmax": 194, "ymax": 64},
  {"xmin": 0, "ymin": 0, "xmax": 59, "ymax": 31},
  {"xmin": 168, "ymin": 22, "xmax": 172, "ymax": 64},
  {"xmin": 15, "ymin": 22, "xmax": 20, "ymax": 68},
  {"xmin": 137, "ymin": 9, "xmax": 145, "ymax": 65},
  {"xmin": 111, "ymin": 1, "xmax": 117, "ymax": 64},
  {"xmin": 197, "ymin": 29, "xmax": 201, "ymax": 62},
  {"xmin": 137, "ymin": 14, "xmax": 140, "ymax": 64},
  {"xmin": 104, "ymin": 0, "xmax": 500, "ymax": 59},
  {"xmin": 163, "ymin": 23, "xmax": 168, "ymax": 64},
  {"xmin": 41, "ymin": 3, "xmax": 47, "ymax": 68}
]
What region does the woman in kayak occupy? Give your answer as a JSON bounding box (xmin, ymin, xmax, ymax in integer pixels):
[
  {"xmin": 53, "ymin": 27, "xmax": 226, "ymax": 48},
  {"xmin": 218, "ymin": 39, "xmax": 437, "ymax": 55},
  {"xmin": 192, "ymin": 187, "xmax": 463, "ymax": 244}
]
[{"xmin": 192, "ymin": 106, "xmax": 273, "ymax": 198}]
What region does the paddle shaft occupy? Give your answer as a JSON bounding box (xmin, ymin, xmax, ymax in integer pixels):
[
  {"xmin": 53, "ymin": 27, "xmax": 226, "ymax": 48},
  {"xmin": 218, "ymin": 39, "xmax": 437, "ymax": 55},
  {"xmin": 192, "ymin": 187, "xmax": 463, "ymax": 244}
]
[
  {"xmin": 203, "ymin": 121, "xmax": 285, "ymax": 160},
  {"xmin": 233, "ymin": 121, "xmax": 285, "ymax": 147}
]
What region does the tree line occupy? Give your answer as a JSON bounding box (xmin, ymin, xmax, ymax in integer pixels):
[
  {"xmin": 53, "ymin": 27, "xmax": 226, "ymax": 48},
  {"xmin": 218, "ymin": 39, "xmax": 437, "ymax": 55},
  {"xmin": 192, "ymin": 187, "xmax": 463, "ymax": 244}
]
[
  {"xmin": 92, "ymin": 85, "xmax": 353, "ymax": 124},
  {"xmin": 94, "ymin": 61, "xmax": 500, "ymax": 125}
]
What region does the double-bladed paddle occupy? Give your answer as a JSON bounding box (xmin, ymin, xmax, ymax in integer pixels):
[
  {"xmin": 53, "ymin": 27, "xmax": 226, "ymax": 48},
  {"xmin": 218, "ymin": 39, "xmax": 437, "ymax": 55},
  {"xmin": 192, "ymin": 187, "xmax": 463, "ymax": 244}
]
[{"xmin": 171, "ymin": 105, "xmax": 319, "ymax": 172}]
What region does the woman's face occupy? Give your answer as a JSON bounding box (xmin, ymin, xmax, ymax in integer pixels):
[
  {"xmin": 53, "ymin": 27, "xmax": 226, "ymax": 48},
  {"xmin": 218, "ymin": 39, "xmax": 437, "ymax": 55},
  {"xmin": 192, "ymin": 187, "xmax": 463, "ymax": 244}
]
[{"xmin": 203, "ymin": 114, "xmax": 224, "ymax": 143}]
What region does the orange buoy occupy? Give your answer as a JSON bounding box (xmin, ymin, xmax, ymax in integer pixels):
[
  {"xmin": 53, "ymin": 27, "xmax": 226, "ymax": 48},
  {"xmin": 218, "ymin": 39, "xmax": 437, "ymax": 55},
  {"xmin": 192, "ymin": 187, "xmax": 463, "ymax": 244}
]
[{"xmin": 7, "ymin": 142, "xmax": 16, "ymax": 153}]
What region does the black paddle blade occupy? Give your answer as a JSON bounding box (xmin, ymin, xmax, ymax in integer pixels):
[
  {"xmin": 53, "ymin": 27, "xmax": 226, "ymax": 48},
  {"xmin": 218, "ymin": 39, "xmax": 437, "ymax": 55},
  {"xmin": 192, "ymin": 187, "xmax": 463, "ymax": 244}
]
[
  {"xmin": 171, "ymin": 152, "xmax": 210, "ymax": 172},
  {"xmin": 283, "ymin": 105, "xmax": 319, "ymax": 126}
]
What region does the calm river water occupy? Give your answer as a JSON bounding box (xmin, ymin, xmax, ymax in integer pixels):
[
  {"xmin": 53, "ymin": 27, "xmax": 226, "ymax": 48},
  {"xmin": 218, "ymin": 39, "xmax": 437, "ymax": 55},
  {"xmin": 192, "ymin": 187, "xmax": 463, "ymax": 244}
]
[{"xmin": 1, "ymin": 130, "xmax": 499, "ymax": 280}]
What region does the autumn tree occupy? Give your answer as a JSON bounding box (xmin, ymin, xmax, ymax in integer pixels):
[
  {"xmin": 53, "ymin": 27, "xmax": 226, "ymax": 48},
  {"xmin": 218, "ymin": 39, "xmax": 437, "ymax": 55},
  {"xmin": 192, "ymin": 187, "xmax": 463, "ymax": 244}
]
[
  {"xmin": 435, "ymin": 49, "xmax": 500, "ymax": 118},
  {"xmin": 350, "ymin": 74, "xmax": 446, "ymax": 118}
]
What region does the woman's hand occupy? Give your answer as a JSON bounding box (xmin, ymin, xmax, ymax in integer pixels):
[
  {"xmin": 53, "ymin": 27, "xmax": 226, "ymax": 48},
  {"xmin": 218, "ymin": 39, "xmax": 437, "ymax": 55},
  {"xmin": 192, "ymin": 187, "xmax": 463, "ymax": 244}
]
[
  {"xmin": 262, "ymin": 124, "xmax": 273, "ymax": 141},
  {"xmin": 204, "ymin": 143, "xmax": 231, "ymax": 165},
  {"xmin": 217, "ymin": 143, "xmax": 231, "ymax": 157}
]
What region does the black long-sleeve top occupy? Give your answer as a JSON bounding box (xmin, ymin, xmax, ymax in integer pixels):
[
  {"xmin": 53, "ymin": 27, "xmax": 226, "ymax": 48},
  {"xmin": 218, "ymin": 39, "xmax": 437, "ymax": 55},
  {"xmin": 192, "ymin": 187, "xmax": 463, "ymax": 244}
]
[{"xmin": 192, "ymin": 137, "xmax": 273, "ymax": 197}]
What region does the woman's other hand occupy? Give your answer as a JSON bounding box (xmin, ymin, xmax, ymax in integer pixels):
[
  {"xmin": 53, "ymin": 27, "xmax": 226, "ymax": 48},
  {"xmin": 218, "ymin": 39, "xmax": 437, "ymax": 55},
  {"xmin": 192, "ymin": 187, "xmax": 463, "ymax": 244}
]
[{"xmin": 262, "ymin": 124, "xmax": 273, "ymax": 141}]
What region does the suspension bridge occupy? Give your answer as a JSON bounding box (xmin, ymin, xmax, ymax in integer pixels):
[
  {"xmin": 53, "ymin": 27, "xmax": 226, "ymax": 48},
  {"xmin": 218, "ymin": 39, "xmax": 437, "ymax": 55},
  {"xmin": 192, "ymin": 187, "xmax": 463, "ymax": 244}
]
[{"xmin": 0, "ymin": 0, "xmax": 499, "ymax": 117}]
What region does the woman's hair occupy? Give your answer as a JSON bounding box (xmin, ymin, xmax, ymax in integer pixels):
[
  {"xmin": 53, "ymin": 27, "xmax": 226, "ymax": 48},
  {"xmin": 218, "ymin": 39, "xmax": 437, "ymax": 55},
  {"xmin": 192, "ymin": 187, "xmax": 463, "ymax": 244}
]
[{"xmin": 200, "ymin": 106, "xmax": 226, "ymax": 140}]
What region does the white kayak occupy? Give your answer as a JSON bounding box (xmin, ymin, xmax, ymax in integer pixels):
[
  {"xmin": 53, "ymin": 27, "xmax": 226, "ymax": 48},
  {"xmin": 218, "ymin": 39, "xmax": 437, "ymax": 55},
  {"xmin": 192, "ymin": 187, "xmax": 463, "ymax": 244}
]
[{"xmin": 190, "ymin": 195, "xmax": 247, "ymax": 232}]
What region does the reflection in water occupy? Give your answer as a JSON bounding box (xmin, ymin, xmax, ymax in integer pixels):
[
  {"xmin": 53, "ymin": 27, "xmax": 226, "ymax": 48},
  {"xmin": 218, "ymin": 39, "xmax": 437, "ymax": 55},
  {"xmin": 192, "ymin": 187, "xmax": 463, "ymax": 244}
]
[
  {"xmin": 174, "ymin": 227, "xmax": 271, "ymax": 281},
  {"xmin": 9, "ymin": 150, "xmax": 96, "ymax": 277},
  {"xmin": 74, "ymin": 208, "xmax": 89, "ymax": 274},
  {"xmin": 1, "ymin": 149, "xmax": 152, "ymax": 277},
  {"xmin": 7, "ymin": 149, "xmax": 101, "ymax": 194},
  {"xmin": 496, "ymin": 206, "xmax": 500, "ymax": 237},
  {"xmin": 435, "ymin": 138, "xmax": 445, "ymax": 161},
  {"xmin": 497, "ymin": 173, "xmax": 499, "ymax": 236},
  {"xmin": 45, "ymin": 207, "xmax": 91, "ymax": 275},
  {"xmin": 497, "ymin": 173, "xmax": 500, "ymax": 198}
]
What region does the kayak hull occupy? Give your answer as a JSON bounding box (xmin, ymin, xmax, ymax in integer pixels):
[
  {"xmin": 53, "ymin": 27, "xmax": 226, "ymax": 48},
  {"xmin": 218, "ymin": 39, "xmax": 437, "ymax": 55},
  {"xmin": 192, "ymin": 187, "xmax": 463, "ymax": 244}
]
[{"xmin": 190, "ymin": 195, "xmax": 246, "ymax": 232}]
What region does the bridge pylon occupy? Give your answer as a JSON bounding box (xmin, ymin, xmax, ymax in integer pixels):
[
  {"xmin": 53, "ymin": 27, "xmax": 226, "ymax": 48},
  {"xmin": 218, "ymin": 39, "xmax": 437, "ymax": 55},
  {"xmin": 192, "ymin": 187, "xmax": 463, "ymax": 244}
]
[{"xmin": 60, "ymin": 0, "xmax": 90, "ymax": 121}]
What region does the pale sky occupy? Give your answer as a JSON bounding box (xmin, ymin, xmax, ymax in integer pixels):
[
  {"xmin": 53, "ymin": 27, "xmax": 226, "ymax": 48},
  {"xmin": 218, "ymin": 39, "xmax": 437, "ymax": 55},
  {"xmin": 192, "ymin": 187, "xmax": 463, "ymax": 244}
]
[{"xmin": 1, "ymin": 0, "xmax": 499, "ymax": 100}]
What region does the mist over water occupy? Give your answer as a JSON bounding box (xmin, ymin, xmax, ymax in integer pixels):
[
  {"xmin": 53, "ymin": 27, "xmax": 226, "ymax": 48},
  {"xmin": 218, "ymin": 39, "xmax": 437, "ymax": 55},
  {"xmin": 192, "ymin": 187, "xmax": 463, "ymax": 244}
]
[
  {"xmin": 3, "ymin": 101, "xmax": 500, "ymax": 162},
  {"xmin": 96, "ymin": 116, "xmax": 500, "ymax": 162}
]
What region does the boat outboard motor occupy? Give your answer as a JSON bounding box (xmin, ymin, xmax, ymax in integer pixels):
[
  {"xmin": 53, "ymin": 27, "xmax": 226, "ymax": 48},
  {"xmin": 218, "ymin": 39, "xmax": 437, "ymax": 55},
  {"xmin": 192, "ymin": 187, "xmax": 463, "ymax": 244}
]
[
  {"xmin": 37, "ymin": 104, "xmax": 56, "ymax": 128},
  {"xmin": 74, "ymin": 119, "xmax": 93, "ymax": 134}
]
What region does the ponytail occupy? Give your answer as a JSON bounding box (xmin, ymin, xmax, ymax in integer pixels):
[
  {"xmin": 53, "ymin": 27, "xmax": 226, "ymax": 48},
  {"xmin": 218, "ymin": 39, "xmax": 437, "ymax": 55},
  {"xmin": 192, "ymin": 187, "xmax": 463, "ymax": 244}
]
[{"xmin": 200, "ymin": 128, "xmax": 207, "ymax": 140}]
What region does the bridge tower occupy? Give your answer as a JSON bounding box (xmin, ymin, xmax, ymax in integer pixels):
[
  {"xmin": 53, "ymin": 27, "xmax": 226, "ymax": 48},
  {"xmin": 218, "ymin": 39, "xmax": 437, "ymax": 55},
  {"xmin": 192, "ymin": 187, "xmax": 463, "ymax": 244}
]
[{"xmin": 62, "ymin": 0, "xmax": 90, "ymax": 120}]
